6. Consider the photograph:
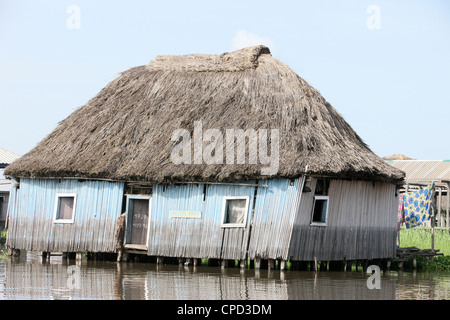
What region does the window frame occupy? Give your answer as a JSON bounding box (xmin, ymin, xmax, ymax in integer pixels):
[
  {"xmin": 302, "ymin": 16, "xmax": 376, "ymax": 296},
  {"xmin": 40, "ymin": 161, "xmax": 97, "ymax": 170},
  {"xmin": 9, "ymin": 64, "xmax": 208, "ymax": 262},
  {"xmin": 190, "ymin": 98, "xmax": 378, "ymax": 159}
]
[
  {"xmin": 310, "ymin": 195, "xmax": 329, "ymax": 226},
  {"xmin": 220, "ymin": 196, "xmax": 250, "ymax": 228},
  {"xmin": 53, "ymin": 193, "xmax": 77, "ymax": 224}
]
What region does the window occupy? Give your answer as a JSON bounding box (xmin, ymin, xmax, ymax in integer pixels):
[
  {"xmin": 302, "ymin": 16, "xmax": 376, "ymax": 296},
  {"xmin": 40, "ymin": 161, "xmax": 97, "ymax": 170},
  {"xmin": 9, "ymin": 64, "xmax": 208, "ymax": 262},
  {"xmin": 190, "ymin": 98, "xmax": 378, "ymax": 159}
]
[
  {"xmin": 53, "ymin": 193, "xmax": 76, "ymax": 223},
  {"xmin": 221, "ymin": 196, "xmax": 249, "ymax": 228},
  {"xmin": 311, "ymin": 195, "xmax": 329, "ymax": 225}
]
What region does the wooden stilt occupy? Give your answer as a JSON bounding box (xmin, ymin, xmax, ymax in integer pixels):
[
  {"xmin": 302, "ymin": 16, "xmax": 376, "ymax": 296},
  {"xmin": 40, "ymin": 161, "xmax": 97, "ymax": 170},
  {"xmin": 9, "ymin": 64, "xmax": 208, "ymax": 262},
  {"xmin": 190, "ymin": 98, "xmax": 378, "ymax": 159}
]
[
  {"xmin": 346, "ymin": 260, "xmax": 352, "ymax": 272},
  {"xmin": 254, "ymin": 257, "xmax": 261, "ymax": 270},
  {"xmin": 268, "ymin": 259, "xmax": 275, "ymax": 270}
]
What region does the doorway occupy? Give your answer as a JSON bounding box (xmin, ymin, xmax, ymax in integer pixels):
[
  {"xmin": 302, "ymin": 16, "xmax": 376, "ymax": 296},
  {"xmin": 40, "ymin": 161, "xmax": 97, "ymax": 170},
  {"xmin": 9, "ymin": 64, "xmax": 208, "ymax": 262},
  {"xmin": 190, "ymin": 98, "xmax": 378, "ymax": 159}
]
[{"xmin": 125, "ymin": 195, "xmax": 151, "ymax": 248}]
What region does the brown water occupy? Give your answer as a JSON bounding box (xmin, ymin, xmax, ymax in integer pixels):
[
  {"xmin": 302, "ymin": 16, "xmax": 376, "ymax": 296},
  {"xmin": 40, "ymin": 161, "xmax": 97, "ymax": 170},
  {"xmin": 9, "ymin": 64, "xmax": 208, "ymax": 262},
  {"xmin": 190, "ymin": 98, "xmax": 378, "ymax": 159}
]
[{"xmin": 0, "ymin": 252, "xmax": 449, "ymax": 300}]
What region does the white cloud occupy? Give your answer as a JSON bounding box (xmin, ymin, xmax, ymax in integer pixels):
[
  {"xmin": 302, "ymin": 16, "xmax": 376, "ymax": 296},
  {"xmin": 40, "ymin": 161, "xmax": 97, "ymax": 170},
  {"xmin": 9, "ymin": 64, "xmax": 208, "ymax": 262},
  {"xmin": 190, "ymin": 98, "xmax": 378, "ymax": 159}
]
[{"xmin": 231, "ymin": 29, "xmax": 276, "ymax": 53}]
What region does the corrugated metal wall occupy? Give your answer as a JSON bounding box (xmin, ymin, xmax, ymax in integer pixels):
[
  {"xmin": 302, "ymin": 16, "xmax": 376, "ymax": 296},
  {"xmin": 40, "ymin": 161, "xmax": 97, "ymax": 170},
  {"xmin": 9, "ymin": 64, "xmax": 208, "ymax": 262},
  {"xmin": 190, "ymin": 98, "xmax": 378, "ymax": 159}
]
[
  {"xmin": 7, "ymin": 178, "xmax": 124, "ymax": 253},
  {"xmin": 7, "ymin": 176, "xmax": 398, "ymax": 261},
  {"xmin": 288, "ymin": 178, "xmax": 398, "ymax": 261},
  {"xmin": 147, "ymin": 178, "xmax": 304, "ymax": 261},
  {"xmin": 247, "ymin": 178, "xmax": 303, "ymax": 260},
  {"xmin": 148, "ymin": 183, "xmax": 256, "ymax": 260}
]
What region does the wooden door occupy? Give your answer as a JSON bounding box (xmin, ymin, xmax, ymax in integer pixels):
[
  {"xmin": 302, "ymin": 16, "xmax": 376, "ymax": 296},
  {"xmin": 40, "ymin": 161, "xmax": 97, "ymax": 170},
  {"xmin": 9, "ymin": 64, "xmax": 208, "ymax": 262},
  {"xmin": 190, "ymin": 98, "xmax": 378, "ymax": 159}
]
[{"xmin": 127, "ymin": 197, "xmax": 150, "ymax": 246}]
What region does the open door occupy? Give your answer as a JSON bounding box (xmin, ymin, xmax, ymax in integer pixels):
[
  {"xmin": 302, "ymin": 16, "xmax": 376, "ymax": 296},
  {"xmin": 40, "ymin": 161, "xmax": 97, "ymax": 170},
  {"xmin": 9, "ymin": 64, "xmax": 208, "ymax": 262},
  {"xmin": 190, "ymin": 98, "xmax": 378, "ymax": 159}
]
[{"xmin": 125, "ymin": 195, "xmax": 151, "ymax": 249}]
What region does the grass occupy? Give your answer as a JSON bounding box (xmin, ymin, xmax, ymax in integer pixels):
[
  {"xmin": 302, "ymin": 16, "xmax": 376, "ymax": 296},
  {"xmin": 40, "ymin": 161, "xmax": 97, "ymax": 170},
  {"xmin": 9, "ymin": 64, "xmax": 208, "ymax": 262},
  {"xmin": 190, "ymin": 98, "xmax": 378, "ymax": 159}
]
[
  {"xmin": 398, "ymin": 227, "xmax": 450, "ymax": 271},
  {"xmin": 399, "ymin": 227, "xmax": 450, "ymax": 256},
  {"xmin": 0, "ymin": 230, "xmax": 6, "ymax": 246},
  {"xmin": 0, "ymin": 230, "xmax": 8, "ymax": 258}
]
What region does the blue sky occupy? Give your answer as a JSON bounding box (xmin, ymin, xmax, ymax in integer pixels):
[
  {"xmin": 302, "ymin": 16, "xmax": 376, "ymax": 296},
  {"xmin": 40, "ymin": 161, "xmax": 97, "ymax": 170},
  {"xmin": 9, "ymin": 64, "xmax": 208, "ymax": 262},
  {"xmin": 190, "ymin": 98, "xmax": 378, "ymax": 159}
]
[{"xmin": 1, "ymin": 0, "xmax": 449, "ymax": 160}]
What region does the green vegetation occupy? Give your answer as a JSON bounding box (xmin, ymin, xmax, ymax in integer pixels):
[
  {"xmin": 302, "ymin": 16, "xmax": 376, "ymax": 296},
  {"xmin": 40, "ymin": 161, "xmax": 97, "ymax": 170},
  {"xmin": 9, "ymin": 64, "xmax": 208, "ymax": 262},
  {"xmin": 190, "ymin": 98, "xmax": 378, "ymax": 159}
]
[
  {"xmin": 0, "ymin": 230, "xmax": 6, "ymax": 246},
  {"xmin": 398, "ymin": 227, "xmax": 450, "ymax": 271},
  {"xmin": 0, "ymin": 230, "xmax": 8, "ymax": 258},
  {"xmin": 399, "ymin": 227, "xmax": 450, "ymax": 256}
]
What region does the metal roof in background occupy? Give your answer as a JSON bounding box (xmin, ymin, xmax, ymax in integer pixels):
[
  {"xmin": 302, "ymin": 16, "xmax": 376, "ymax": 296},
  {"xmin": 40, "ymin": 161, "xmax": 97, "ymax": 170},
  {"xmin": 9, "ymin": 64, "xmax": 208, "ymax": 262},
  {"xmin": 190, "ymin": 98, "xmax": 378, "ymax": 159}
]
[
  {"xmin": 0, "ymin": 147, "xmax": 21, "ymax": 165},
  {"xmin": 386, "ymin": 160, "xmax": 450, "ymax": 186}
]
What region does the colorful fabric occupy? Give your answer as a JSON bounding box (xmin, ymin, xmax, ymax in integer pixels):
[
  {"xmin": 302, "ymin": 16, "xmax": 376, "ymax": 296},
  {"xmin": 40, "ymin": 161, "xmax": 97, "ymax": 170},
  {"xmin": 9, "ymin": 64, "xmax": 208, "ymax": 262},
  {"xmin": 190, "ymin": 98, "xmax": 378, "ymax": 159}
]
[
  {"xmin": 403, "ymin": 182, "xmax": 436, "ymax": 229},
  {"xmin": 397, "ymin": 195, "xmax": 405, "ymax": 231}
]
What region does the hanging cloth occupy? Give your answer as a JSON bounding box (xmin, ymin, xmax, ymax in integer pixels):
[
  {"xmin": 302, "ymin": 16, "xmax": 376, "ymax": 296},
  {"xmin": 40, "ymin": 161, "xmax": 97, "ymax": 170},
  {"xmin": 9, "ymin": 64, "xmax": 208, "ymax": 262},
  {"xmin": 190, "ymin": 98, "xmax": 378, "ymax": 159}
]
[
  {"xmin": 403, "ymin": 182, "xmax": 435, "ymax": 229},
  {"xmin": 397, "ymin": 194, "xmax": 405, "ymax": 231}
]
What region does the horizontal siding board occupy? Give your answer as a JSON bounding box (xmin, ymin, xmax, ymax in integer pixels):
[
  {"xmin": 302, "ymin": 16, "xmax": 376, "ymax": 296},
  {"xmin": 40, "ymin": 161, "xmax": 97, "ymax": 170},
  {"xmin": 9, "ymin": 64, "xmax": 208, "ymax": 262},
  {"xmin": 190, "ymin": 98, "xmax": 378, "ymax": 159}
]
[{"xmin": 7, "ymin": 178, "xmax": 124, "ymax": 252}]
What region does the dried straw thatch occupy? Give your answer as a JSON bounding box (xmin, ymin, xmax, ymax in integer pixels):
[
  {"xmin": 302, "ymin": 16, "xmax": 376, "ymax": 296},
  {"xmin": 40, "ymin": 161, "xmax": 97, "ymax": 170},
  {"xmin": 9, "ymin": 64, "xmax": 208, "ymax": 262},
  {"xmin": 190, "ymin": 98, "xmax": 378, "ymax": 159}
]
[
  {"xmin": 383, "ymin": 154, "xmax": 415, "ymax": 160},
  {"xmin": 5, "ymin": 46, "xmax": 404, "ymax": 183}
]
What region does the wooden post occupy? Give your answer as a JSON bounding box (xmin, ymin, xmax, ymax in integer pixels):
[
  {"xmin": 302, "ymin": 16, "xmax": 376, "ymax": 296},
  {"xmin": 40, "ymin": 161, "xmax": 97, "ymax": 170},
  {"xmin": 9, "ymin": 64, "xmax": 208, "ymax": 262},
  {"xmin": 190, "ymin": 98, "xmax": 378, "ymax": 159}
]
[
  {"xmin": 437, "ymin": 188, "xmax": 442, "ymax": 228},
  {"xmin": 314, "ymin": 256, "xmax": 318, "ymax": 273},
  {"xmin": 254, "ymin": 257, "xmax": 261, "ymax": 270},
  {"xmin": 76, "ymin": 252, "xmax": 83, "ymax": 261},
  {"xmin": 220, "ymin": 259, "xmax": 227, "ymax": 268},
  {"xmin": 446, "ymin": 182, "xmax": 450, "ymax": 231},
  {"xmin": 193, "ymin": 258, "xmax": 198, "ymax": 267},
  {"xmin": 431, "ymin": 196, "xmax": 436, "ymax": 257},
  {"xmin": 280, "ymin": 260, "xmax": 287, "ymax": 271},
  {"xmin": 268, "ymin": 259, "xmax": 275, "ymax": 270},
  {"xmin": 346, "ymin": 260, "xmax": 352, "ymax": 272},
  {"xmin": 239, "ymin": 259, "xmax": 246, "ymax": 269},
  {"xmin": 156, "ymin": 256, "xmax": 164, "ymax": 264}
]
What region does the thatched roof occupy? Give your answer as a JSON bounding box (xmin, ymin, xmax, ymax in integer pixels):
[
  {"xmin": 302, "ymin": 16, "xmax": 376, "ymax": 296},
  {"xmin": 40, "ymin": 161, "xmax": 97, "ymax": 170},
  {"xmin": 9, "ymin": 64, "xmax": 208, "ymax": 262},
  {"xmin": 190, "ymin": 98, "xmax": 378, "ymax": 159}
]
[
  {"xmin": 5, "ymin": 46, "xmax": 404, "ymax": 183},
  {"xmin": 383, "ymin": 154, "xmax": 415, "ymax": 160}
]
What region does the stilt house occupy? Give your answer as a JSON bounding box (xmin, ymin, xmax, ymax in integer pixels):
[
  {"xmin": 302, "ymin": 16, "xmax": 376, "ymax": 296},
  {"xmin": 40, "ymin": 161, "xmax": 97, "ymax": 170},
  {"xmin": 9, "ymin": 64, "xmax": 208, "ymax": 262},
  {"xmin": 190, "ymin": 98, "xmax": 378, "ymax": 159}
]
[{"xmin": 5, "ymin": 46, "xmax": 404, "ymax": 264}]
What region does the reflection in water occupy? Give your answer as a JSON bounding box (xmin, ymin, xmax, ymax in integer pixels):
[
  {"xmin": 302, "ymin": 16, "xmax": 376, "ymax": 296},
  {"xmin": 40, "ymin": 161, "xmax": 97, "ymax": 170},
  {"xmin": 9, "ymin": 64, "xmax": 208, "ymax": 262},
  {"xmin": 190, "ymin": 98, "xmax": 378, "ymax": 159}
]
[{"xmin": 0, "ymin": 252, "xmax": 448, "ymax": 300}]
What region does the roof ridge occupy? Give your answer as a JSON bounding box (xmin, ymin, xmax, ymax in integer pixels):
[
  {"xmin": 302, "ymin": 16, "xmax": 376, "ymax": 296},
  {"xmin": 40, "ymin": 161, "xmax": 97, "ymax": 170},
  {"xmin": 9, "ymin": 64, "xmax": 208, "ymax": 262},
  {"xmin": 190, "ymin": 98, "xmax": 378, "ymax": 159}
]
[{"xmin": 147, "ymin": 45, "xmax": 271, "ymax": 72}]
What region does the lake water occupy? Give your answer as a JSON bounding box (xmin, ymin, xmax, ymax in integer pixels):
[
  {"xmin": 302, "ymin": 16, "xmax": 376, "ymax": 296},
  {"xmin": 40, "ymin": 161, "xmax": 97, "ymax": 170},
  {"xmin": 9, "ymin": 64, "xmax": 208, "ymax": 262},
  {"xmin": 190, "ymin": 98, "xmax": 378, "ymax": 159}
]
[{"xmin": 0, "ymin": 251, "xmax": 449, "ymax": 300}]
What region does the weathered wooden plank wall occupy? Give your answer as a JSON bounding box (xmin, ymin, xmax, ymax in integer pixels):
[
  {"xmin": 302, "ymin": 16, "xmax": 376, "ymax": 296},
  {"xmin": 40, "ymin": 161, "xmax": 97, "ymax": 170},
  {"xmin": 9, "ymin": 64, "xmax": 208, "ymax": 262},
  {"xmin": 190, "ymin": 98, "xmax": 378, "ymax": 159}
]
[
  {"xmin": 6, "ymin": 178, "xmax": 124, "ymax": 253},
  {"xmin": 288, "ymin": 178, "xmax": 398, "ymax": 261}
]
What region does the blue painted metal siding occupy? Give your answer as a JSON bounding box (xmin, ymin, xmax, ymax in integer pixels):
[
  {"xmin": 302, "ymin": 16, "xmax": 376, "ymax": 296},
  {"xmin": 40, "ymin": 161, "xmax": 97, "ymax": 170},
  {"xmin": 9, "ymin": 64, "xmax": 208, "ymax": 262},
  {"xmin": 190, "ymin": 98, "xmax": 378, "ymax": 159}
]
[
  {"xmin": 247, "ymin": 178, "xmax": 303, "ymax": 260},
  {"xmin": 6, "ymin": 178, "xmax": 124, "ymax": 252},
  {"xmin": 147, "ymin": 179, "xmax": 303, "ymax": 260},
  {"xmin": 148, "ymin": 183, "xmax": 257, "ymax": 259}
]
